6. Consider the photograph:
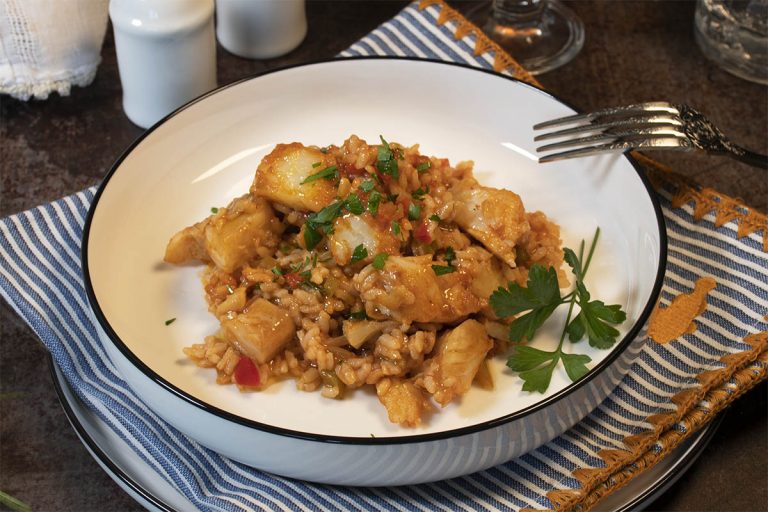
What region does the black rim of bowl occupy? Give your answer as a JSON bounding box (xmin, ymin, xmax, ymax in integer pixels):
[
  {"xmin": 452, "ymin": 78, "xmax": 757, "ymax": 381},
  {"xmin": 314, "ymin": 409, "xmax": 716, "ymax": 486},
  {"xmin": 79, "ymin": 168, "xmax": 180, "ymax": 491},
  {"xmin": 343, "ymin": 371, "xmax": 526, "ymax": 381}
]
[
  {"xmin": 49, "ymin": 353, "xmax": 723, "ymax": 511},
  {"xmin": 49, "ymin": 354, "xmax": 723, "ymax": 511},
  {"xmin": 82, "ymin": 56, "xmax": 669, "ymax": 445}
]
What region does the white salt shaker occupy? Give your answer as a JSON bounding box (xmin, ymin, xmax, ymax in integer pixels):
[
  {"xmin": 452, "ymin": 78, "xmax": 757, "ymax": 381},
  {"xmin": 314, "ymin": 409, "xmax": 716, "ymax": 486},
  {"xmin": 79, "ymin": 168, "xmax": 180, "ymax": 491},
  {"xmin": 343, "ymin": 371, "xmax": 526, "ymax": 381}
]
[
  {"xmin": 109, "ymin": 0, "xmax": 217, "ymax": 128},
  {"xmin": 215, "ymin": 0, "xmax": 307, "ymax": 59}
]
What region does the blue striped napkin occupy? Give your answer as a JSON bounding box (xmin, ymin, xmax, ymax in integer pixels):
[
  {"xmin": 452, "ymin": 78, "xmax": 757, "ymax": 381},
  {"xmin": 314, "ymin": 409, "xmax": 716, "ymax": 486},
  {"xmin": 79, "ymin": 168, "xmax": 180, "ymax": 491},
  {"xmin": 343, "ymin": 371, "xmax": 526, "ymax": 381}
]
[{"xmin": 2, "ymin": 1, "xmax": 766, "ymax": 510}]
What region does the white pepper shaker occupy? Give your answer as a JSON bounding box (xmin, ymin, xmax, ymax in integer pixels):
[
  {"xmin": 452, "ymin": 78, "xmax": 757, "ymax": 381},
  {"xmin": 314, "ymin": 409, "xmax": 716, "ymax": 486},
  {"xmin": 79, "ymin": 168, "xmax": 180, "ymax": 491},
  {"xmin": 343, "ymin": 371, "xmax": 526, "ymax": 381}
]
[
  {"xmin": 215, "ymin": 0, "xmax": 307, "ymax": 59},
  {"xmin": 109, "ymin": 0, "xmax": 217, "ymax": 128}
]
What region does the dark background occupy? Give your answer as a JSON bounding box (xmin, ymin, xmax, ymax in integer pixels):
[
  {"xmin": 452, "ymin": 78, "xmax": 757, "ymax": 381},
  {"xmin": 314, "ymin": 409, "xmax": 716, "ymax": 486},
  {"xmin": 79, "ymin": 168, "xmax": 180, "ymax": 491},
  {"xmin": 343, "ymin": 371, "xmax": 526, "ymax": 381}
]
[{"xmin": 1, "ymin": 1, "xmax": 766, "ymax": 510}]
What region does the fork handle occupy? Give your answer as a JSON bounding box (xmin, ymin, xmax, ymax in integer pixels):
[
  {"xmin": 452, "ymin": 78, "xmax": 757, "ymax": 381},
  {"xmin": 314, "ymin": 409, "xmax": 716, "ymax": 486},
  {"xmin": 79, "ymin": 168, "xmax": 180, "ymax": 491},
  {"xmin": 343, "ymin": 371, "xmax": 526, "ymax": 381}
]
[{"xmin": 728, "ymin": 145, "xmax": 768, "ymax": 170}]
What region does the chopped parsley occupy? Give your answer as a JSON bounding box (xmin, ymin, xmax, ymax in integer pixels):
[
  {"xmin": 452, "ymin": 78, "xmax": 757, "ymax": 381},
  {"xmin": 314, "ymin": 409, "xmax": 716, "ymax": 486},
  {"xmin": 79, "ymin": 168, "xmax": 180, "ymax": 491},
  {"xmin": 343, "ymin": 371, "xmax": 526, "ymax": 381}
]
[
  {"xmin": 304, "ymin": 226, "xmax": 324, "ymax": 251},
  {"xmin": 429, "ymin": 214, "xmax": 441, "ymax": 222},
  {"xmin": 314, "ymin": 200, "xmax": 346, "ymax": 223},
  {"xmin": 431, "ymin": 247, "xmax": 456, "ymax": 276},
  {"xmin": 376, "ymin": 136, "xmax": 399, "ymax": 178},
  {"xmin": 210, "ymin": 207, "xmax": 219, "ymax": 214},
  {"xmin": 345, "ymin": 193, "xmax": 364, "ymax": 215},
  {"xmin": 416, "ymin": 161, "xmax": 431, "ymax": 172},
  {"xmin": 301, "ymin": 164, "xmax": 338, "ymax": 184},
  {"xmin": 288, "ymin": 256, "xmax": 309, "ymax": 274},
  {"xmin": 391, "ymin": 220, "xmax": 401, "ymax": 237},
  {"xmin": 350, "ymin": 244, "xmax": 368, "ymax": 263},
  {"xmin": 272, "ymin": 255, "xmax": 320, "ymax": 291},
  {"xmin": 304, "ymin": 193, "xmax": 378, "ymax": 250},
  {"xmin": 368, "ymin": 191, "xmax": 381, "ymax": 216},
  {"xmin": 443, "ymin": 246, "xmax": 456, "ymax": 265},
  {"xmin": 349, "ymin": 310, "xmax": 370, "ymax": 321},
  {"xmin": 431, "ymin": 264, "xmax": 455, "ymax": 276},
  {"xmin": 303, "ymin": 200, "xmax": 345, "ymax": 250},
  {"xmin": 312, "ymin": 161, "xmax": 322, "ymax": 168},
  {"xmin": 164, "ymin": 318, "xmax": 176, "ymax": 326},
  {"xmin": 407, "ymin": 203, "xmax": 421, "ymax": 221},
  {"xmin": 359, "ymin": 179, "xmax": 376, "ymax": 193},
  {"xmin": 372, "ymin": 252, "xmax": 389, "ymax": 270},
  {"xmin": 411, "ymin": 186, "xmax": 429, "ymax": 200}
]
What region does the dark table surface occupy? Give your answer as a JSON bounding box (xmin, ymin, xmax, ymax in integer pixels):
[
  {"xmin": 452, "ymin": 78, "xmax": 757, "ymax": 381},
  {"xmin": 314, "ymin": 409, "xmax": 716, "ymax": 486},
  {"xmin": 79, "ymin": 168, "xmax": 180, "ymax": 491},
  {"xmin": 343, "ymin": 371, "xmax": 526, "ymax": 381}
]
[{"xmin": 1, "ymin": 1, "xmax": 766, "ymax": 511}]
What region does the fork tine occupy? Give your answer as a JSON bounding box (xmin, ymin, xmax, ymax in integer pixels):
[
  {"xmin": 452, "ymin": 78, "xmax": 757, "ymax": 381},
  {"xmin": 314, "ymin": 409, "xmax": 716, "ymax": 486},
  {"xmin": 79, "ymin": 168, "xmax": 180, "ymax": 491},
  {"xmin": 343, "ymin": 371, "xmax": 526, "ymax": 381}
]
[
  {"xmin": 533, "ymin": 115, "xmax": 683, "ymax": 141},
  {"xmin": 533, "ymin": 101, "xmax": 679, "ymax": 130},
  {"xmin": 536, "ymin": 127, "xmax": 688, "ymax": 152},
  {"xmin": 537, "ymin": 136, "xmax": 692, "ymax": 163}
]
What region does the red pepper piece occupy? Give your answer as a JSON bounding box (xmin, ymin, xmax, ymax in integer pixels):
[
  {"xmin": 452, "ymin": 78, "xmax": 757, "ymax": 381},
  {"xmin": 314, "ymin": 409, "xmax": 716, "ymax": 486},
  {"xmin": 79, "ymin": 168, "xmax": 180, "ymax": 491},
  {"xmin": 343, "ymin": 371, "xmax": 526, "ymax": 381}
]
[
  {"xmin": 414, "ymin": 223, "xmax": 432, "ymax": 244},
  {"xmin": 234, "ymin": 357, "xmax": 260, "ymax": 387},
  {"xmin": 284, "ymin": 272, "xmax": 305, "ymax": 289}
]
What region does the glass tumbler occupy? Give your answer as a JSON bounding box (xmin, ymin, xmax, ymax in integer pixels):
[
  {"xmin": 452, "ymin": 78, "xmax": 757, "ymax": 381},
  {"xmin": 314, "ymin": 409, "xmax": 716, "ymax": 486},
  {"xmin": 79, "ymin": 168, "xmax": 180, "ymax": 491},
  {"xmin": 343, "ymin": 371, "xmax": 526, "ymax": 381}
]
[{"xmin": 694, "ymin": 0, "xmax": 768, "ymax": 84}]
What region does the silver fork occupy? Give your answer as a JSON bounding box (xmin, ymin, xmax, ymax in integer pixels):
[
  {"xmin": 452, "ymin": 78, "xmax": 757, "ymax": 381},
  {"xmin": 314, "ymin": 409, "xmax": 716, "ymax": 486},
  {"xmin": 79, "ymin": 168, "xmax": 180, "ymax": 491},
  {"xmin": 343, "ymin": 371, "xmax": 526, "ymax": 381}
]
[{"xmin": 533, "ymin": 101, "xmax": 768, "ymax": 169}]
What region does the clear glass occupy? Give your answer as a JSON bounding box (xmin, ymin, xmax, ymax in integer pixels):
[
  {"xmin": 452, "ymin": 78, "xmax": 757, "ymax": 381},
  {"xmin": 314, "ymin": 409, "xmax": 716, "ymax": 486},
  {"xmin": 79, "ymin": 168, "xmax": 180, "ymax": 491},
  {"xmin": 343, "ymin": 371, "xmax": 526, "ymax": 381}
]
[
  {"xmin": 481, "ymin": 0, "xmax": 584, "ymax": 75},
  {"xmin": 694, "ymin": 0, "xmax": 768, "ymax": 84}
]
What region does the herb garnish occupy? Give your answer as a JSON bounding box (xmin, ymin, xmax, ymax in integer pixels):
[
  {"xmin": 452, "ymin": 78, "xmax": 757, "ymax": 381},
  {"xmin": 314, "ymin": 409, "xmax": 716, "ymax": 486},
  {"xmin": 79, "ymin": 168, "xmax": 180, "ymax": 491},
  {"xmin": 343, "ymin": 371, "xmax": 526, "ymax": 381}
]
[
  {"xmin": 210, "ymin": 207, "xmax": 219, "ymax": 214},
  {"xmin": 443, "ymin": 246, "xmax": 456, "ymax": 265},
  {"xmin": 312, "ymin": 161, "xmax": 322, "ymax": 168},
  {"xmin": 372, "ymin": 252, "xmax": 389, "ymax": 270},
  {"xmin": 368, "ymin": 191, "xmax": 381, "ymax": 216},
  {"xmin": 490, "ymin": 228, "xmax": 626, "ymax": 393},
  {"xmin": 429, "ymin": 214, "xmax": 441, "ymax": 222},
  {"xmin": 304, "ymin": 226, "xmax": 324, "ymax": 251},
  {"xmin": 431, "ymin": 246, "xmax": 456, "ymax": 275},
  {"xmin": 377, "ymin": 136, "xmax": 399, "ymax": 178},
  {"xmin": 411, "ymin": 186, "xmax": 429, "ymax": 200},
  {"xmin": 350, "ymin": 244, "xmax": 368, "ymax": 263},
  {"xmin": 431, "ymin": 264, "xmax": 455, "ymax": 276},
  {"xmin": 391, "ymin": 220, "xmax": 401, "ymax": 237},
  {"xmin": 346, "ymin": 193, "xmax": 365, "ymax": 214},
  {"xmin": 407, "ymin": 203, "xmax": 421, "ymax": 221},
  {"xmin": 349, "ymin": 310, "xmax": 370, "ymax": 321},
  {"xmin": 416, "ymin": 161, "xmax": 431, "ymax": 172},
  {"xmin": 360, "ymin": 179, "xmax": 376, "ymax": 193},
  {"xmin": 301, "ymin": 164, "xmax": 338, "ymax": 184},
  {"xmin": 273, "ymin": 255, "xmax": 320, "ymax": 290},
  {"xmin": 304, "ymin": 196, "xmax": 364, "ymax": 250},
  {"xmin": 165, "ymin": 318, "xmax": 176, "ymax": 326}
]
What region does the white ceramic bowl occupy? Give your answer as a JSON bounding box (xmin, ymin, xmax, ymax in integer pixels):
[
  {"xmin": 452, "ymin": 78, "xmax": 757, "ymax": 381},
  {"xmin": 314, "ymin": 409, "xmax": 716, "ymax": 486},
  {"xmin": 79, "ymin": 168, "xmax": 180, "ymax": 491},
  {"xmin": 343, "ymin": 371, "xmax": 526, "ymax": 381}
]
[{"xmin": 83, "ymin": 58, "xmax": 667, "ymax": 486}]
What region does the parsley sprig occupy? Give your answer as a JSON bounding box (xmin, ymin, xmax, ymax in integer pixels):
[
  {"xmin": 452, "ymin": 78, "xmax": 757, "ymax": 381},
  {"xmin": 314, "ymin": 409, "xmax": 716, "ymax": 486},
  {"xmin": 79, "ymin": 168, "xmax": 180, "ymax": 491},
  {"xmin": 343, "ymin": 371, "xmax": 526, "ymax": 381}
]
[{"xmin": 489, "ymin": 228, "xmax": 626, "ymax": 393}]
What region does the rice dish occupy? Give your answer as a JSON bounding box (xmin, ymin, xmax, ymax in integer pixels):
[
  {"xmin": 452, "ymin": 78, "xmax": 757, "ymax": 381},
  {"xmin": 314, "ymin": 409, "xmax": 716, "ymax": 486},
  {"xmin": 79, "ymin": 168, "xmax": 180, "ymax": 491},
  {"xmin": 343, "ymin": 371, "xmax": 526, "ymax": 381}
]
[{"xmin": 164, "ymin": 135, "xmax": 564, "ymax": 426}]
